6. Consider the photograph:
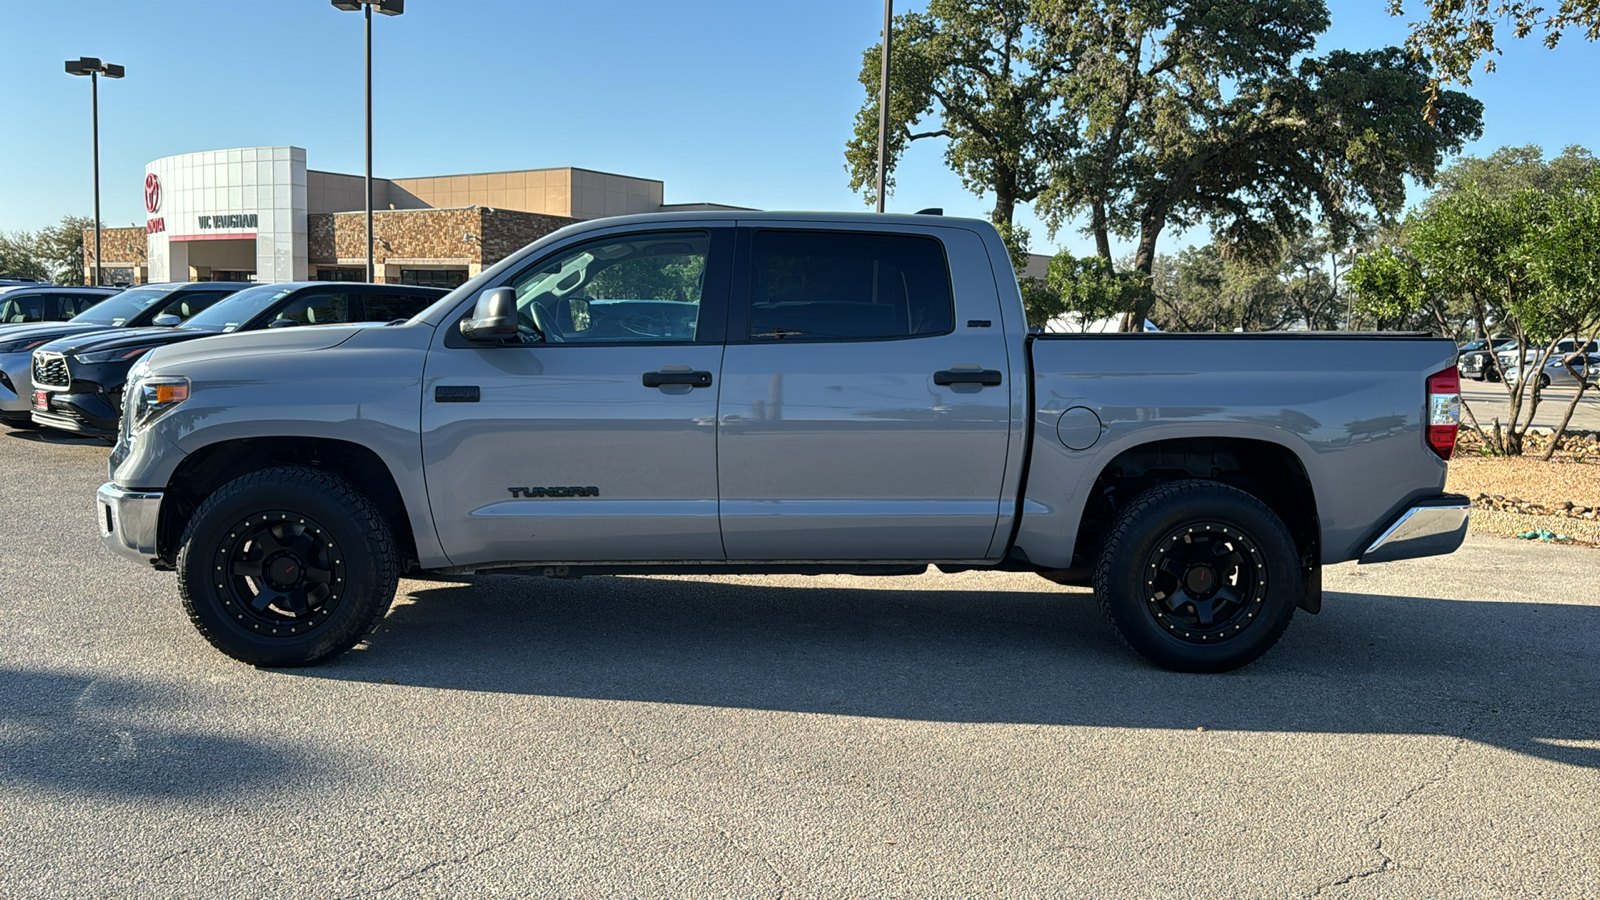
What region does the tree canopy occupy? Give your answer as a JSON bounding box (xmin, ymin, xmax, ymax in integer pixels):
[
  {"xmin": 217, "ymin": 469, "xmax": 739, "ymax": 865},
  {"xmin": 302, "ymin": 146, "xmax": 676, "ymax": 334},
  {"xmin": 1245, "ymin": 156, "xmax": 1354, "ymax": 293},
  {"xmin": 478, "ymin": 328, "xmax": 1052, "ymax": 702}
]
[
  {"xmin": 1389, "ymin": 0, "xmax": 1600, "ymax": 114},
  {"xmin": 847, "ymin": 0, "xmax": 1484, "ymax": 329}
]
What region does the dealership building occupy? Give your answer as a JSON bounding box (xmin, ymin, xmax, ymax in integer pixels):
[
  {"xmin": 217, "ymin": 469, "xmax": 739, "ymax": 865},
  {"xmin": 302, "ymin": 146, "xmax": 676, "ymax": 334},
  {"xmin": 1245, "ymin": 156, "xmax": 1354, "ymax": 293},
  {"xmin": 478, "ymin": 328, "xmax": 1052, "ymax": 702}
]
[{"xmin": 86, "ymin": 146, "xmax": 746, "ymax": 286}]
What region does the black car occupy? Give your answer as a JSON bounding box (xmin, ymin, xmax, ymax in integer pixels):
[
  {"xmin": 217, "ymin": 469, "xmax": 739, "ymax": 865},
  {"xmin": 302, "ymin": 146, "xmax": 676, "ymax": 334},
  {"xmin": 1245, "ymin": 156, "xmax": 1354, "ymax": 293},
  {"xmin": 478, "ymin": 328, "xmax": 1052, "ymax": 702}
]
[
  {"xmin": 29, "ymin": 282, "xmax": 447, "ymax": 438},
  {"xmin": 0, "ymin": 285, "xmax": 120, "ymax": 325},
  {"xmin": 1457, "ymin": 337, "xmax": 1515, "ymax": 382},
  {"xmin": 1, "ymin": 283, "xmax": 249, "ymax": 427}
]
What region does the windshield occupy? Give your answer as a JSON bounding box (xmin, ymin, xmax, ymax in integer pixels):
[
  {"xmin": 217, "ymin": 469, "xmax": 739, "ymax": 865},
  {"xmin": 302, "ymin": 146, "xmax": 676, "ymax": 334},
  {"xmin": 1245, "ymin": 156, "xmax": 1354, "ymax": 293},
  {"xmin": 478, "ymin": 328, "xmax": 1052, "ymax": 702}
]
[
  {"xmin": 180, "ymin": 285, "xmax": 297, "ymax": 332},
  {"xmin": 71, "ymin": 286, "xmax": 177, "ymax": 326}
]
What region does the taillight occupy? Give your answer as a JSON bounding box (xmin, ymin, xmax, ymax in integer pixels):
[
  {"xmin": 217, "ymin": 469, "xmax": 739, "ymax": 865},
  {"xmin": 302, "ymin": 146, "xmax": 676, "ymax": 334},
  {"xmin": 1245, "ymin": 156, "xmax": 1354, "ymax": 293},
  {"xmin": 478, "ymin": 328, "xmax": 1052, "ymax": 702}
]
[{"xmin": 1426, "ymin": 367, "xmax": 1460, "ymax": 460}]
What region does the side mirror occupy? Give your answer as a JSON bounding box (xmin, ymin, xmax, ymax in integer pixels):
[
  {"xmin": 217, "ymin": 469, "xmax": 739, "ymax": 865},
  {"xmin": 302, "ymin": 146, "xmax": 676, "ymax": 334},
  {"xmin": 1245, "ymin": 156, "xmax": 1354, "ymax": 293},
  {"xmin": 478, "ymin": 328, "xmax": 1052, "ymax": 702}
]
[
  {"xmin": 460, "ymin": 287, "xmax": 524, "ymax": 342},
  {"xmin": 152, "ymin": 313, "xmax": 181, "ymax": 327}
]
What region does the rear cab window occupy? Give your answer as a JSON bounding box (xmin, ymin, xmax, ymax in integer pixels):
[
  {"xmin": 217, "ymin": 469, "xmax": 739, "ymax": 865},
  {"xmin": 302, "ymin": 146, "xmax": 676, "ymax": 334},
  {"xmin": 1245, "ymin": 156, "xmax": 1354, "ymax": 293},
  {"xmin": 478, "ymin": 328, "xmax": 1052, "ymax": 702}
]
[{"xmin": 744, "ymin": 230, "xmax": 954, "ymax": 342}]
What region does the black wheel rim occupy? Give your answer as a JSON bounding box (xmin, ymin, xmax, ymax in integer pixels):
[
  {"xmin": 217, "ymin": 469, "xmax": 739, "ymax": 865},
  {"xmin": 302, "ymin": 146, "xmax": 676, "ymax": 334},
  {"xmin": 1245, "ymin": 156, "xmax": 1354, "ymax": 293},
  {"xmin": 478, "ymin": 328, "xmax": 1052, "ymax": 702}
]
[
  {"xmin": 214, "ymin": 511, "xmax": 345, "ymax": 637},
  {"xmin": 1142, "ymin": 522, "xmax": 1266, "ymax": 644}
]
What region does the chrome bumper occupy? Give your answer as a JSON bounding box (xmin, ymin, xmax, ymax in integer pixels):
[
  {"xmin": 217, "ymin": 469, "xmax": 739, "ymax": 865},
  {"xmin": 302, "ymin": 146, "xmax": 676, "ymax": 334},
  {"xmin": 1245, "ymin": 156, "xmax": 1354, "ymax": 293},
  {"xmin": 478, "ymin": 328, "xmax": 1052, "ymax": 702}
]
[
  {"xmin": 96, "ymin": 482, "xmax": 164, "ymax": 566},
  {"xmin": 1358, "ymin": 496, "xmax": 1470, "ymax": 564}
]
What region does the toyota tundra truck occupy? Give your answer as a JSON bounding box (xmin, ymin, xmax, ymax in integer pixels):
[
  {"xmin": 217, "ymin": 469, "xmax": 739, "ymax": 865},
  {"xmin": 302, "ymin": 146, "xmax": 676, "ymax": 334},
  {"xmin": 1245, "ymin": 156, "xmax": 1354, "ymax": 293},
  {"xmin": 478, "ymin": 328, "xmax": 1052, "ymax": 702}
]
[{"xmin": 96, "ymin": 212, "xmax": 1468, "ymax": 673}]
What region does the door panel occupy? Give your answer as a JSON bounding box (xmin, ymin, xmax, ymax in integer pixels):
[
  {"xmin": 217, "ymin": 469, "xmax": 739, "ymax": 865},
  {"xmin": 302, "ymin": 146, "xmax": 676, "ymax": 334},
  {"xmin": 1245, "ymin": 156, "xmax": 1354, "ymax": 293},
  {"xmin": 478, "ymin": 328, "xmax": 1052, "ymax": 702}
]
[
  {"xmin": 716, "ymin": 227, "xmax": 1012, "ymax": 561},
  {"xmin": 422, "ymin": 344, "xmax": 725, "ymax": 565},
  {"xmin": 420, "ymin": 227, "xmax": 731, "ymax": 566}
]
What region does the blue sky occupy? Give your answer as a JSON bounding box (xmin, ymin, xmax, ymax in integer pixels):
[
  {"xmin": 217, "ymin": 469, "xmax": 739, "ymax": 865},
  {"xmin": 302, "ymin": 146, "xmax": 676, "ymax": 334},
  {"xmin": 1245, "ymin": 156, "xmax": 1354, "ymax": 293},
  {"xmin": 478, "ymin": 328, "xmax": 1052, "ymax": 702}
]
[{"xmin": 1, "ymin": 0, "xmax": 1595, "ymax": 261}]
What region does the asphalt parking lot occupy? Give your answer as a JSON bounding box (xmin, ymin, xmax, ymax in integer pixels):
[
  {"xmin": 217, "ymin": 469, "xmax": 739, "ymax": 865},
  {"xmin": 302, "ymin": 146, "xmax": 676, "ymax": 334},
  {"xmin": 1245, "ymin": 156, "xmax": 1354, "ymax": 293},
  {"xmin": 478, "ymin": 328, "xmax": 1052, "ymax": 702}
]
[
  {"xmin": 2, "ymin": 425, "xmax": 1598, "ymax": 899},
  {"xmin": 1461, "ymin": 380, "xmax": 1600, "ymax": 432}
]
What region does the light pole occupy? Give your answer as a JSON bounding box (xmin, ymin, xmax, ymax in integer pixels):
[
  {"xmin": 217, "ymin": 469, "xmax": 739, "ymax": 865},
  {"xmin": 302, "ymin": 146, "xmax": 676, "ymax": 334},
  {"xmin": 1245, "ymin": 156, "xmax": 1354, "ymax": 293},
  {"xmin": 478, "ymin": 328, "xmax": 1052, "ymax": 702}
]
[
  {"xmin": 875, "ymin": 0, "xmax": 892, "ymax": 214},
  {"xmin": 65, "ymin": 57, "xmax": 124, "ymax": 287},
  {"xmin": 331, "ymin": 0, "xmax": 404, "ymax": 283}
]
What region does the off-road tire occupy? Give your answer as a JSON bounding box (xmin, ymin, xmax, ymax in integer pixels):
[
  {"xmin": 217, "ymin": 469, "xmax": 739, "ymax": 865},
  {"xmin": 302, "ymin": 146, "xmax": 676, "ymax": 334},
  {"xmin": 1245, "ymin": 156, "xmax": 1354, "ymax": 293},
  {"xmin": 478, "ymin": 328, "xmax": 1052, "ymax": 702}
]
[
  {"xmin": 177, "ymin": 466, "xmax": 399, "ymax": 666},
  {"xmin": 1092, "ymin": 479, "xmax": 1300, "ymax": 673}
]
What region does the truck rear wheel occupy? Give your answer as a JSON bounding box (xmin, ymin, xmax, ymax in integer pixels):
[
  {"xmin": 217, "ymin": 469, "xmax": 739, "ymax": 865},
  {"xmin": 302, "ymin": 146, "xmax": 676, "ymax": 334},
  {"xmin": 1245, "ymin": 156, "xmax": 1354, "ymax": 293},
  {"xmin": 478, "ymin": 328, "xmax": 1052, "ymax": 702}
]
[
  {"xmin": 1092, "ymin": 480, "xmax": 1300, "ymax": 673},
  {"xmin": 176, "ymin": 466, "xmax": 399, "ymax": 667}
]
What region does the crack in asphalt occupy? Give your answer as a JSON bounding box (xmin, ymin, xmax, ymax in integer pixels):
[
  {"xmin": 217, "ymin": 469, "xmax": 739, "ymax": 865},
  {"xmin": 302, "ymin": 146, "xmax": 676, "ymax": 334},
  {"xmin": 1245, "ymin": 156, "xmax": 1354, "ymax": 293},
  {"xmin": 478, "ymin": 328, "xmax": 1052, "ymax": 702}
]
[
  {"xmin": 333, "ymin": 728, "xmax": 719, "ymax": 899},
  {"xmin": 1305, "ymin": 708, "xmax": 1487, "ymax": 898}
]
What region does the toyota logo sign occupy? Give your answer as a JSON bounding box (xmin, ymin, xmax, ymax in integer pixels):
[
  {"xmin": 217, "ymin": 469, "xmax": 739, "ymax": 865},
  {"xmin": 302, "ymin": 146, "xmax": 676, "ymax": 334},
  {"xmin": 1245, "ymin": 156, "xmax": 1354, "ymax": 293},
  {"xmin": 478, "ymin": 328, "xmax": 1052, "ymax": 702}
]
[{"xmin": 144, "ymin": 173, "xmax": 161, "ymax": 214}]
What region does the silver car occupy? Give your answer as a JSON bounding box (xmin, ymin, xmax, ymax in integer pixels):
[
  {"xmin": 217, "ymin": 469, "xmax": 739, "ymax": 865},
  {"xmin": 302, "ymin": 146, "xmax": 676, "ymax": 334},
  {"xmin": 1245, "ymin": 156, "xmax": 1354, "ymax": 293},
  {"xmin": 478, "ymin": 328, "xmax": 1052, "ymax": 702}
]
[{"xmin": 1503, "ymin": 353, "xmax": 1600, "ymax": 389}]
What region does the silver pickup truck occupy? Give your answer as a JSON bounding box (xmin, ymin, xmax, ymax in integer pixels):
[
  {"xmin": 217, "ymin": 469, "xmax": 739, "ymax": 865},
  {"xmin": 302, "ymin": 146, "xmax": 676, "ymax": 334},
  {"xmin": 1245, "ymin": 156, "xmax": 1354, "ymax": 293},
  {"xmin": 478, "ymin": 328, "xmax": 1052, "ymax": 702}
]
[{"xmin": 96, "ymin": 212, "xmax": 1468, "ymax": 672}]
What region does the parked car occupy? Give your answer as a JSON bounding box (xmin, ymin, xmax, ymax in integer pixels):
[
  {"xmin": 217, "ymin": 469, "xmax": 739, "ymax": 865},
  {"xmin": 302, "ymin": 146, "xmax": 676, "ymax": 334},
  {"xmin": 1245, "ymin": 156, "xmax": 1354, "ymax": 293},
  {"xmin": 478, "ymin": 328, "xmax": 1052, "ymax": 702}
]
[
  {"xmin": 1495, "ymin": 339, "xmax": 1600, "ymax": 377},
  {"xmin": 0, "ymin": 283, "xmax": 248, "ymax": 428},
  {"xmin": 95, "ymin": 212, "xmax": 1468, "ymax": 674},
  {"xmin": 0, "ymin": 285, "xmax": 119, "ymax": 325},
  {"xmin": 30, "ymin": 282, "xmax": 446, "ymax": 438},
  {"xmin": 1502, "ymin": 353, "xmax": 1600, "ymax": 389},
  {"xmin": 1456, "ymin": 337, "xmax": 1515, "ymax": 381}
]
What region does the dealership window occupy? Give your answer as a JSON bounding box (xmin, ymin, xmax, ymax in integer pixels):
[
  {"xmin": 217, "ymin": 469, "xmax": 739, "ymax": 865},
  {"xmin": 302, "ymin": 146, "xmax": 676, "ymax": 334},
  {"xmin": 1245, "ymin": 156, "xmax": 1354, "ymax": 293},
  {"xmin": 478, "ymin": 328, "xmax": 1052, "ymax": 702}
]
[
  {"xmin": 210, "ymin": 270, "xmax": 255, "ymax": 283},
  {"xmin": 400, "ymin": 268, "xmax": 469, "ymax": 289},
  {"xmin": 316, "ymin": 267, "xmax": 365, "ymax": 282}
]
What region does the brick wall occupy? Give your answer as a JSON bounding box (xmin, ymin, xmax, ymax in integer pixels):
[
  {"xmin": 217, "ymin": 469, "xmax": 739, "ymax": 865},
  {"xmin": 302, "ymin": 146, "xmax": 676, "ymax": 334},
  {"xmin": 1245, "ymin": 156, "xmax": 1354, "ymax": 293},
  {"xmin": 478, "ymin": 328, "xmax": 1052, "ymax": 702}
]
[
  {"xmin": 81, "ymin": 227, "xmax": 147, "ymax": 267},
  {"xmin": 481, "ymin": 209, "xmax": 580, "ymax": 265},
  {"xmin": 307, "ymin": 207, "xmax": 578, "ymax": 274}
]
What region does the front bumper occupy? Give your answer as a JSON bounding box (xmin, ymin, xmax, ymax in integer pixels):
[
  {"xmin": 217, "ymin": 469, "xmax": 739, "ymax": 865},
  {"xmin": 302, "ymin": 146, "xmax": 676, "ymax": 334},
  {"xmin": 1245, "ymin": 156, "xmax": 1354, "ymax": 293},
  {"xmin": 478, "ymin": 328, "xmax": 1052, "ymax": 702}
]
[
  {"xmin": 31, "ymin": 390, "xmax": 119, "ymax": 438},
  {"xmin": 1358, "ymin": 494, "xmax": 1471, "ymax": 564},
  {"xmin": 97, "ymin": 482, "xmax": 164, "ymax": 566}
]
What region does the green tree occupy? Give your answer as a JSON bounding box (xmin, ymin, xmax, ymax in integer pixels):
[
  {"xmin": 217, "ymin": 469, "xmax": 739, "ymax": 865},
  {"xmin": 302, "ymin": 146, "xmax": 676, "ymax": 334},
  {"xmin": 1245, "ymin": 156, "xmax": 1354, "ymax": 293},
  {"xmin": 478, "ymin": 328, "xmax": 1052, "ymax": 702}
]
[
  {"xmin": 844, "ymin": 0, "xmax": 1066, "ymax": 233},
  {"xmin": 1427, "ymin": 144, "xmax": 1599, "ymax": 204},
  {"xmin": 1360, "ymin": 184, "xmax": 1600, "ymax": 454},
  {"xmin": 0, "ymin": 231, "xmax": 51, "ymax": 282},
  {"xmin": 1026, "ymin": 0, "xmax": 1481, "ymax": 329},
  {"xmin": 42, "ymin": 216, "xmax": 94, "ymax": 285},
  {"xmin": 1038, "ymin": 252, "xmax": 1145, "ymax": 331},
  {"xmin": 1388, "ymin": 0, "xmax": 1600, "ymax": 115}
]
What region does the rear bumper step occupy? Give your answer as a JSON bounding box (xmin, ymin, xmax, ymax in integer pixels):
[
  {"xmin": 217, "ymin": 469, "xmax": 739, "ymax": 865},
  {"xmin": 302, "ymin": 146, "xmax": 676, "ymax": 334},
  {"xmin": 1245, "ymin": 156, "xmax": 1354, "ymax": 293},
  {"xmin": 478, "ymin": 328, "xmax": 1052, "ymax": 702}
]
[{"xmin": 1358, "ymin": 494, "xmax": 1470, "ymax": 565}]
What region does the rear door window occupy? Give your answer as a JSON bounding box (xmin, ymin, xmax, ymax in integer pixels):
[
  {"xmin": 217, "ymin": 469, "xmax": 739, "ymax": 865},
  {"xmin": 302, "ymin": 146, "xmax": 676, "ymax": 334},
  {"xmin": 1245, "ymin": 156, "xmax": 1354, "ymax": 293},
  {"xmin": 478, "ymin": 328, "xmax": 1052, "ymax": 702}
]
[
  {"xmin": 360, "ymin": 291, "xmax": 433, "ymax": 322},
  {"xmin": 269, "ymin": 291, "xmax": 351, "ymax": 327},
  {"xmin": 745, "ymin": 231, "xmax": 954, "ymax": 341},
  {"xmin": 0, "ymin": 294, "xmax": 46, "ymax": 323},
  {"xmin": 161, "ymin": 290, "xmax": 235, "ymax": 322}
]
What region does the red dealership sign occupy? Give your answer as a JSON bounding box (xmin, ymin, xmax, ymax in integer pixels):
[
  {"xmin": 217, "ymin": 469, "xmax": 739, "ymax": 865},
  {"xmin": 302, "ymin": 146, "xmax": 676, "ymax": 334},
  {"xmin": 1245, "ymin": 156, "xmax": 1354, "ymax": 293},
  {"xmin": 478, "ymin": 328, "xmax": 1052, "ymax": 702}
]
[{"xmin": 144, "ymin": 173, "xmax": 161, "ymax": 214}]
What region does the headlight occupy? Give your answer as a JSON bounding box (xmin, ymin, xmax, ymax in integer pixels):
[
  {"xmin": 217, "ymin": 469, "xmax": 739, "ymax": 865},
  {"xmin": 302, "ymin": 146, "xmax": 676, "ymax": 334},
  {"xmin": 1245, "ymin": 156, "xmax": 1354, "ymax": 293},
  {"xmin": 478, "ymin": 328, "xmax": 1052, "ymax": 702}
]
[
  {"xmin": 75, "ymin": 345, "xmax": 156, "ymax": 364},
  {"xmin": 129, "ymin": 376, "xmax": 190, "ymax": 432},
  {"xmin": 0, "ymin": 337, "xmax": 56, "ymax": 354}
]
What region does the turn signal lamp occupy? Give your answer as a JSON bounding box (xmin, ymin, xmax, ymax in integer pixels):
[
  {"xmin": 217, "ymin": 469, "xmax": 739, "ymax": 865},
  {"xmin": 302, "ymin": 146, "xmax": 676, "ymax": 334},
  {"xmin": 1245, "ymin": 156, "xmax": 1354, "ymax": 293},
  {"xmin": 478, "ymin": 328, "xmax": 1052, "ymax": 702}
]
[{"xmin": 1426, "ymin": 367, "xmax": 1460, "ymax": 460}]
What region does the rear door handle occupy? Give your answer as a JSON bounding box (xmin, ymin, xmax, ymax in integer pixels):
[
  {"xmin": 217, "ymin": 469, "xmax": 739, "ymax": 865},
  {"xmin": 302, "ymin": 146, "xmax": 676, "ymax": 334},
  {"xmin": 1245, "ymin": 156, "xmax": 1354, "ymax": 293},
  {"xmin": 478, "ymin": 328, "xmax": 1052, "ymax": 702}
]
[
  {"xmin": 643, "ymin": 370, "xmax": 714, "ymax": 388},
  {"xmin": 934, "ymin": 369, "xmax": 1003, "ymax": 387}
]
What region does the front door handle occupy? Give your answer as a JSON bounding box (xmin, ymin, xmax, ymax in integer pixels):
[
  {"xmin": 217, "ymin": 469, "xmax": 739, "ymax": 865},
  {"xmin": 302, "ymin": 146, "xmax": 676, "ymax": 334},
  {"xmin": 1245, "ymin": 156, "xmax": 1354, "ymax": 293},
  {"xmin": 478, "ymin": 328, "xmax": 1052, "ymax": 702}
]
[
  {"xmin": 643, "ymin": 370, "xmax": 714, "ymax": 388},
  {"xmin": 934, "ymin": 369, "xmax": 1003, "ymax": 387}
]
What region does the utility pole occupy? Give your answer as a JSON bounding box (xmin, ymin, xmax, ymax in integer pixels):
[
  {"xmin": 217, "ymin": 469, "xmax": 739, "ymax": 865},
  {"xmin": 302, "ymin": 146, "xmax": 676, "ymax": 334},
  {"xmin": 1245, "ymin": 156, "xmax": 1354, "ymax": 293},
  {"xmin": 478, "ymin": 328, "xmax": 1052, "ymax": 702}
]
[
  {"xmin": 65, "ymin": 57, "xmax": 124, "ymax": 286},
  {"xmin": 875, "ymin": 0, "xmax": 892, "ymax": 213},
  {"xmin": 332, "ymin": 0, "xmax": 405, "ymax": 282}
]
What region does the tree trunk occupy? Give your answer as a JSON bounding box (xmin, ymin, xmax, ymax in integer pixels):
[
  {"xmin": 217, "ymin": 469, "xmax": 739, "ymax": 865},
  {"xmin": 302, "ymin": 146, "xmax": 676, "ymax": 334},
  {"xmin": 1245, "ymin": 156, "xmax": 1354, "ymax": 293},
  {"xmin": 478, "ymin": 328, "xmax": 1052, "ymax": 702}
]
[
  {"xmin": 1092, "ymin": 200, "xmax": 1112, "ymax": 263},
  {"xmin": 1124, "ymin": 219, "xmax": 1163, "ymax": 332}
]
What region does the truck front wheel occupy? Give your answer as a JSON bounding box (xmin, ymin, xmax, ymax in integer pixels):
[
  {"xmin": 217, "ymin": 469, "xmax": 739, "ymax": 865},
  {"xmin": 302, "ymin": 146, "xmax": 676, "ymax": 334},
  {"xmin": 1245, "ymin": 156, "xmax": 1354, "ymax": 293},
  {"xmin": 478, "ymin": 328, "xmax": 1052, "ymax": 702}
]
[
  {"xmin": 176, "ymin": 466, "xmax": 400, "ymax": 667},
  {"xmin": 1092, "ymin": 480, "xmax": 1300, "ymax": 673}
]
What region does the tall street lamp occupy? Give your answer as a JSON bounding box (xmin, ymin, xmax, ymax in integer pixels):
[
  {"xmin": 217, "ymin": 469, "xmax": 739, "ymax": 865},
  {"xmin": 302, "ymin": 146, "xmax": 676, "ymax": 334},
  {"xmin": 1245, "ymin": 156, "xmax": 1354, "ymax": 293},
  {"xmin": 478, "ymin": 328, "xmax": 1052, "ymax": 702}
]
[
  {"xmin": 65, "ymin": 57, "xmax": 124, "ymax": 287},
  {"xmin": 875, "ymin": 0, "xmax": 892, "ymax": 214},
  {"xmin": 332, "ymin": 0, "xmax": 404, "ymax": 284}
]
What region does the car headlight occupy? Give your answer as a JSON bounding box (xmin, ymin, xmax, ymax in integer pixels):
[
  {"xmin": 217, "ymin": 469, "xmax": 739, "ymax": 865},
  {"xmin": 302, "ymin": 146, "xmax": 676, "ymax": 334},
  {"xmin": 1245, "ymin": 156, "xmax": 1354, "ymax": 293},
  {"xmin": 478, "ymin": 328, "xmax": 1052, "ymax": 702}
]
[
  {"xmin": 75, "ymin": 345, "xmax": 156, "ymax": 364},
  {"xmin": 0, "ymin": 337, "xmax": 56, "ymax": 354},
  {"xmin": 129, "ymin": 376, "xmax": 190, "ymax": 432}
]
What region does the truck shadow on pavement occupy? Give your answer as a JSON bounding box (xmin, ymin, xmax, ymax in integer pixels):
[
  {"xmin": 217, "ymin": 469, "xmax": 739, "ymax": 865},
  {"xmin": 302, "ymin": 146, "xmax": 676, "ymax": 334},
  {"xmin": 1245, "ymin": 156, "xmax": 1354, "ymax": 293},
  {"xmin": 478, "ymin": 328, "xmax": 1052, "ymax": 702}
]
[
  {"xmin": 303, "ymin": 575, "xmax": 1600, "ymax": 769},
  {"xmin": 0, "ymin": 668, "xmax": 328, "ymax": 799}
]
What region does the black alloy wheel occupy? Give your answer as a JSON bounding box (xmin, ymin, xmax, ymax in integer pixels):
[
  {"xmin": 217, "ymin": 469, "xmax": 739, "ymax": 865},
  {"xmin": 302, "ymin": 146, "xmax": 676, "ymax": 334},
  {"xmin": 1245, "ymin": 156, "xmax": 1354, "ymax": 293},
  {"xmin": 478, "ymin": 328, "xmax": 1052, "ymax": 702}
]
[
  {"xmin": 1093, "ymin": 480, "xmax": 1301, "ymax": 673},
  {"xmin": 217, "ymin": 512, "xmax": 345, "ymax": 636},
  {"xmin": 1141, "ymin": 522, "xmax": 1266, "ymax": 642},
  {"xmin": 1538, "ymin": 373, "xmax": 1552, "ymax": 389},
  {"xmin": 178, "ymin": 466, "xmax": 399, "ymax": 666}
]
